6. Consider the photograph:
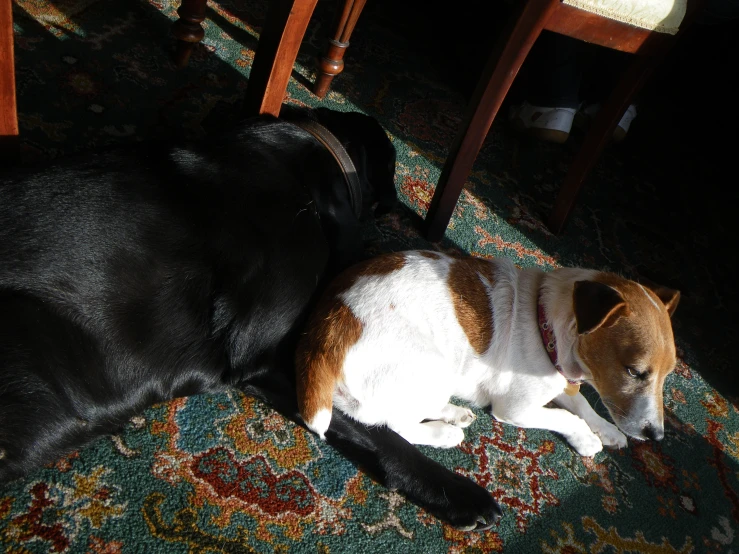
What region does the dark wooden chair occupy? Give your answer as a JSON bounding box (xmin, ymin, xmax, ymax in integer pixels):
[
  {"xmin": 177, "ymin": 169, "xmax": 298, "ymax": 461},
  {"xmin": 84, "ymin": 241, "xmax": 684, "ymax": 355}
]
[
  {"xmin": 0, "ymin": 0, "xmax": 18, "ymax": 163},
  {"xmin": 173, "ymin": 0, "xmax": 367, "ymax": 99},
  {"xmin": 424, "ymin": 0, "xmax": 698, "ymax": 239},
  {"xmin": 242, "ymin": 0, "xmax": 699, "ymax": 238}
]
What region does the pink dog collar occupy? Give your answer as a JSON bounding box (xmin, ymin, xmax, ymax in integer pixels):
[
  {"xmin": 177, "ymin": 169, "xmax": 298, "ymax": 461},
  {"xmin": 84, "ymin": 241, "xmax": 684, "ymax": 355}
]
[{"xmin": 537, "ymin": 294, "xmax": 582, "ymax": 395}]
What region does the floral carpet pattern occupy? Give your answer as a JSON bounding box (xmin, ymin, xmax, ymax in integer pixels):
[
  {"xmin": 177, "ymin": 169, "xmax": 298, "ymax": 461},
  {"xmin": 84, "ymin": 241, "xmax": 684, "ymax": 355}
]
[{"xmin": 2, "ymin": 0, "xmax": 738, "ymax": 552}]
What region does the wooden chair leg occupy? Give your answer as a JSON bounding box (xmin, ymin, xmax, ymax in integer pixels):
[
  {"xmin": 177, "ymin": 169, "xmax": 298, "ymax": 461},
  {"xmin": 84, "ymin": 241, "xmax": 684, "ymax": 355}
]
[
  {"xmin": 243, "ymin": 0, "xmax": 319, "ymax": 117},
  {"xmin": 424, "ymin": 0, "xmax": 560, "ymax": 242},
  {"xmin": 313, "ymin": 0, "xmax": 367, "ymax": 99},
  {"xmin": 172, "ymin": 0, "xmax": 207, "ymax": 68},
  {"xmin": 0, "ymin": 0, "xmax": 19, "ymax": 164},
  {"xmin": 547, "ymin": 48, "xmax": 665, "ymax": 234}
]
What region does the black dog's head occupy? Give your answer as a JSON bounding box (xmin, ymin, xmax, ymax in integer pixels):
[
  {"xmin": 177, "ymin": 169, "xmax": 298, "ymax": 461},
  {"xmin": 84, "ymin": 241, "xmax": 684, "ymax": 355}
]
[
  {"xmin": 252, "ymin": 105, "xmax": 398, "ymax": 272},
  {"xmin": 279, "ymin": 106, "xmax": 398, "ymax": 220},
  {"xmin": 313, "ymin": 107, "xmax": 397, "ymax": 218}
]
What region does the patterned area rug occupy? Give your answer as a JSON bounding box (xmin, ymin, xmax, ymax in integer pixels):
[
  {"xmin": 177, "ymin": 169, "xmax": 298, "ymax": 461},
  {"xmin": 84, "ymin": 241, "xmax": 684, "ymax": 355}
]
[{"xmin": 3, "ymin": 0, "xmax": 738, "ymax": 552}]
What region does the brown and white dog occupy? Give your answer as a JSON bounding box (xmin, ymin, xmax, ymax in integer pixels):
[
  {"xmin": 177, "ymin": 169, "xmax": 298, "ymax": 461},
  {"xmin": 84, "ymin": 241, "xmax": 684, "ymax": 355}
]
[{"xmin": 296, "ymin": 250, "xmax": 680, "ymax": 457}]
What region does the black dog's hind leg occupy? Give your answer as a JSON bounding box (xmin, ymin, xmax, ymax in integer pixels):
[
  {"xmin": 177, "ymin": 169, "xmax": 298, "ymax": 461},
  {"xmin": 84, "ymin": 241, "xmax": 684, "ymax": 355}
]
[
  {"xmin": 324, "ymin": 410, "xmax": 502, "ymax": 530},
  {"xmin": 239, "ymin": 365, "xmax": 501, "ymax": 530}
]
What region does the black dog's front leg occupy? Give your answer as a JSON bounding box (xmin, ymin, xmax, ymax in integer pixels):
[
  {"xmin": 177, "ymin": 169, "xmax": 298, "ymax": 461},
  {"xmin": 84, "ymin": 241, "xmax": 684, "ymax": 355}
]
[{"xmin": 325, "ymin": 410, "xmax": 502, "ymax": 531}]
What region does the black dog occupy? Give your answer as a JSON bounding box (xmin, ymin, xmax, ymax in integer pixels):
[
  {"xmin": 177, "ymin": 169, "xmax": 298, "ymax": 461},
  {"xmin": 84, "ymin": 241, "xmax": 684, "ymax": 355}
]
[{"xmin": 0, "ymin": 107, "xmax": 501, "ymax": 530}]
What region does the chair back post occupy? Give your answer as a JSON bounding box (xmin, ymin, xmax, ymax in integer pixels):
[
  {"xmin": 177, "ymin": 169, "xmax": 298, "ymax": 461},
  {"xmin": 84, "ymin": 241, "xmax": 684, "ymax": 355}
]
[
  {"xmin": 243, "ymin": 0, "xmax": 319, "ymax": 117},
  {"xmin": 1, "ymin": 0, "xmax": 19, "ymax": 163}
]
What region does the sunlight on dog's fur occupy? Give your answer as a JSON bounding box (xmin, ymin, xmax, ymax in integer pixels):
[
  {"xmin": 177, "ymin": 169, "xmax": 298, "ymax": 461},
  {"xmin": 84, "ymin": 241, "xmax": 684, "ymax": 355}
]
[{"xmin": 297, "ymin": 250, "xmax": 679, "ymax": 457}]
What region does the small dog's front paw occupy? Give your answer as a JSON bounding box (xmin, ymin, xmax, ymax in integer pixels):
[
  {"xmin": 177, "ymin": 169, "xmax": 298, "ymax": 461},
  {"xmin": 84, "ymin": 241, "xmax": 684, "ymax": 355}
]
[
  {"xmin": 435, "ymin": 424, "xmax": 466, "ymax": 448},
  {"xmin": 567, "ymin": 429, "xmax": 603, "ymax": 457},
  {"xmin": 593, "ymin": 420, "xmax": 628, "ymax": 449},
  {"xmin": 445, "ymin": 407, "xmax": 476, "ymax": 428}
]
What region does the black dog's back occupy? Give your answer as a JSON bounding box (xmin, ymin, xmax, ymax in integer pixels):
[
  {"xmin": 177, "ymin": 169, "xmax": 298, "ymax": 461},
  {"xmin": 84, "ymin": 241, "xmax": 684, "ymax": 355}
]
[{"xmin": 0, "ymin": 115, "xmax": 333, "ymax": 480}]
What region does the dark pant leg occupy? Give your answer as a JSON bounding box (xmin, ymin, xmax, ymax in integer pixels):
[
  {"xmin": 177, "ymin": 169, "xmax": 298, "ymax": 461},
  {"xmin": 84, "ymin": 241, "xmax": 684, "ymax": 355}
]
[
  {"xmin": 524, "ymin": 31, "xmax": 584, "ymax": 108},
  {"xmin": 580, "ymin": 45, "xmax": 632, "ymax": 106}
]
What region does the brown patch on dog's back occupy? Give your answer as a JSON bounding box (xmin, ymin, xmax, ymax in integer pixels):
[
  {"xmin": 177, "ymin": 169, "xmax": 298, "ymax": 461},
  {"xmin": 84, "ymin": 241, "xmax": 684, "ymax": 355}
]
[
  {"xmin": 296, "ymin": 251, "xmax": 407, "ymax": 425},
  {"xmin": 360, "ymin": 251, "xmax": 406, "ymax": 276},
  {"xmin": 328, "ymin": 251, "xmax": 406, "ymax": 295},
  {"xmin": 419, "ymin": 250, "xmax": 442, "ymax": 260},
  {"xmin": 313, "ymin": 251, "xmax": 406, "ymax": 310},
  {"xmin": 447, "ymin": 257, "xmax": 495, "ymax": 355}
]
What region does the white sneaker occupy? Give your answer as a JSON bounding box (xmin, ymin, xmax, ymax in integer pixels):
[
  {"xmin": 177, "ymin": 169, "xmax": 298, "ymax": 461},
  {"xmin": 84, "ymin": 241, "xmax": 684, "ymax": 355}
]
[
  {"xmin": 509, "ymin": 101, "xmax": 577, "ymax": 144},
  {"xmin": 579, "ymin": 103, "xmax": 637, "ymax": 143}
]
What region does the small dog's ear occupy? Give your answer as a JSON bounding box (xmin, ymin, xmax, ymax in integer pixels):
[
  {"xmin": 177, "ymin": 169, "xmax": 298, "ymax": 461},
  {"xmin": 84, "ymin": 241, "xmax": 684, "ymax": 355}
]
[
  {"xmin": 645, "ymin": 284, "xmax": 680, "ymax": 317},
  {"xmin": 573, "ymin": 281, "xmax": 630, "ymax": 335}
]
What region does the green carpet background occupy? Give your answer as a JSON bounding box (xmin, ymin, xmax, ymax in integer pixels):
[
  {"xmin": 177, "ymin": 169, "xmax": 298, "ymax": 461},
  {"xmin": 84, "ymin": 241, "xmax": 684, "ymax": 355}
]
[{"xmin": 2, "ymin": 0, "xmax": 738, "ymax": 552}]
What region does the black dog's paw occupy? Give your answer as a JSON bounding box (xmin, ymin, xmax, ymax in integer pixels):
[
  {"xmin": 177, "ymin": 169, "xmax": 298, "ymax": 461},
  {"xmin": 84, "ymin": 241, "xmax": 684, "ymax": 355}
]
[
  {"xmin": 390, "ymin": 466, "xmax": 502, "ymax": 531},
  {"xmin": 439, "ymin": 471, "xmax": 503, "ymax": 531},
  {"xmin": 325, "ymin": 411, "xmax": 501, "ymax": 531}
]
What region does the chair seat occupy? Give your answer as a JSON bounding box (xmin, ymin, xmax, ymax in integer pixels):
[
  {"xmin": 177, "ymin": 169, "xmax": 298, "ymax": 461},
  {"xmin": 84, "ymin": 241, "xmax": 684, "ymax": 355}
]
[{"xmin": 563, "ymin": 0, "xmax": 686, "ymax": 34}]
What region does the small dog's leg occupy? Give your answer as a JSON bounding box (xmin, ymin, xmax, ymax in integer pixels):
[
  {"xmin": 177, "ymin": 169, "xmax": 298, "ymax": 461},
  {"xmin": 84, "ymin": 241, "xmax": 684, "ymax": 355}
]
[
  {"xmin": 552, "ymin": 392, "xmax": 628, "ymax": 449},
  {"xmin": 391, "ymin": 420, "xmax": 466, "ymax": 448},
  {"xmin": 493, "ymin": 406, "xmax": 603, "ymax": 457},
  {"xmin": 437, "ymin": 404, "xmax": 476, "ymax": 428}
]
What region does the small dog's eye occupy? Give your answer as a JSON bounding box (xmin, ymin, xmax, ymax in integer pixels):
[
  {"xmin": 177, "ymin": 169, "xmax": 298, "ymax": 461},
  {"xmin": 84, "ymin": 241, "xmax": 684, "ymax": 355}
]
[{"xmin": 626, "ymin": 366, "xmax": 641, "ymax": 378}]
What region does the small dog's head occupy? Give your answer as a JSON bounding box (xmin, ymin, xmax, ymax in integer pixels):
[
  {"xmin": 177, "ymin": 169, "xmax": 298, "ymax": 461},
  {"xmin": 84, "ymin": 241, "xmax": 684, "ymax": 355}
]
[{"xmin": 572, "ymin": 275, "xmax": 680, "ymax": 441}]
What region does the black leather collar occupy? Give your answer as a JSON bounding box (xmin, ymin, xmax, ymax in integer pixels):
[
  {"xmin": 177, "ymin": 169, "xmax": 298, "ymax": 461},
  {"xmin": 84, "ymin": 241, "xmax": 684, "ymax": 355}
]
[{"xmin": 293, "ymin": 118, "xmax": 363, "ymax": 219}]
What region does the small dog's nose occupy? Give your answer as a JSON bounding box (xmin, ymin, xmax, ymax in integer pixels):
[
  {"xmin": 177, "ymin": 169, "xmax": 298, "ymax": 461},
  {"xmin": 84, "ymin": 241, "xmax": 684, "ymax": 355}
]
[{"xmin": 642, "ymin": 425, "xmax": 664, "ymax": 441}]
